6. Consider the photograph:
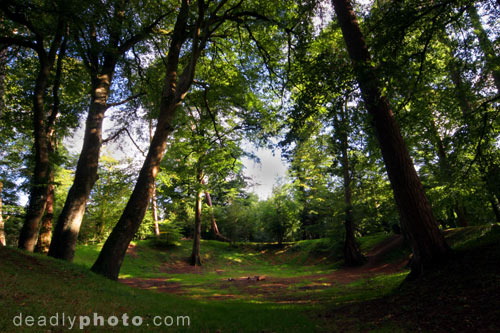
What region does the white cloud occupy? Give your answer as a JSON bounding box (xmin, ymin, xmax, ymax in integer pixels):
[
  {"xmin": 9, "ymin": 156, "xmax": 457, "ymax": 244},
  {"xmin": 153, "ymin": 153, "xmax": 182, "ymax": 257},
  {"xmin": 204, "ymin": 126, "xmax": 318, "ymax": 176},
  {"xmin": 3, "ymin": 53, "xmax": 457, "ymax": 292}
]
[{"xmin": 242, "ymin": 145, "xmax": 288, "ymax": 200}]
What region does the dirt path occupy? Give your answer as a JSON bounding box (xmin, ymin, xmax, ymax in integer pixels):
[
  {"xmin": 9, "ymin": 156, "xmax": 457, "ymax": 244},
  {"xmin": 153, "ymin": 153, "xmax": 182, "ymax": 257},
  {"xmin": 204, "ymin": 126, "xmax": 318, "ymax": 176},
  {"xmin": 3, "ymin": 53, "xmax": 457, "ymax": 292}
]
[{"xmin": 119, "ymin": 235, "xmax": 408, "ymax": 303}]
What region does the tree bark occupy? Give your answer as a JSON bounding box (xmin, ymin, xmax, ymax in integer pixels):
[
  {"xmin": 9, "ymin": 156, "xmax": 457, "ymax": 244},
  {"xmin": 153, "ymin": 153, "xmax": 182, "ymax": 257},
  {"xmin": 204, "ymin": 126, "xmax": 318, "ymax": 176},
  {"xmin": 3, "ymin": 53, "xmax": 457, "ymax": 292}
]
[
  {"xmin": 35, "ymin": 180, "xmax": 54, "ymax": 254},
  {"xmin": 48, "ymin": 0, "xmax": 163, "ymax": 261},
  {"xmin": 338, "ymin": 102, "xmax": 365, "ymax": 266},
  {"xmin": 150, "ymin": 119, "xmax": 160, "ymax": 237},
  {"xmin": 0, "ymin": 182, "xmax": 6, "ymax": 246},
  {"xmin": 190, "ymin": 168, "xmax": 203, "ymax": 266},
  {"xmin": 35, "ymin": 33, "xmax": 66, "ymax": 254},
  {"xmin": 91, "ymin": 0, "xmax": 201, "ymax": 279},
  {"xmin": 12, "ymin": 13, "xmax": 64, "ymax": 252},
  {"xmin": 48, "ymin": 72, "xmax": 113, "ymax": 260},
  {"xmin": 332, "ymin": 0, "xmax": 451, "ymax": 278},
  {"xmin": 18, "ymin": 34, "xmax": 61, "ymax": 251}
]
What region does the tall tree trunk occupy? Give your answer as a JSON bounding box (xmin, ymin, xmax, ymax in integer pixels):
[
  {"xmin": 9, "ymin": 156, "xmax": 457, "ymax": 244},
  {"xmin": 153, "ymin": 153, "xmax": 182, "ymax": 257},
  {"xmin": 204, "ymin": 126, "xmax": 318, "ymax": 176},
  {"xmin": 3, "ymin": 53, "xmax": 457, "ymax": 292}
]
[
  {"xmin": 467, "ymin": 5, "xmax": 500, "ymax": 92},
  {"xmin": 18, "ymin": 56, "xmax": 54, "ymax": 251},
  {"xmin": 190, "ymin": 168, "xmax": 203, "ymax": 266},
  {"xmin": 150, "ymin": 119, "xmax": 160, "ymax": 237},
  {"xmin": 338, "ymin": 103, "xmax": 365, "ymax": 266},
  {"xmin": 47, "ymin": 0, "xmax": 162, "ymax": 261},
  {"xmin": 48, "ymin": 72, "xmax": 112, "ymax": 260},
  {"xmin": 35, "ymin": 34, "xmax": 66, "ymax": 254},
  {"xmin": 91, "ymin": 0, "xmax": 202, "ymax": 280},
  {"xmin": 17, "ymin": 21, "xmax": 65, "ymax": 251},
  {"xmin": 0, "ymin": 182, "xmax": 6, "ymax": 246},
  {"xmin": 331, "ymin": 0, "xmax": 451, "ymax": 278}
]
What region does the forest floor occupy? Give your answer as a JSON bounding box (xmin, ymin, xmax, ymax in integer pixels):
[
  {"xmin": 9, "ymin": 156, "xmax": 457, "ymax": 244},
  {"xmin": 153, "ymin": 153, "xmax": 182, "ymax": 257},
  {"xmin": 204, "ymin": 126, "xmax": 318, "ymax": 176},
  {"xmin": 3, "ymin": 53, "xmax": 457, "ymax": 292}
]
[
  {"xmin": 120, "ymin": 234, "xmax": 408, "ymax": 303},
  {"xmin": 1, "ymin": 225, "xmax": 499, "ymax": 332}
]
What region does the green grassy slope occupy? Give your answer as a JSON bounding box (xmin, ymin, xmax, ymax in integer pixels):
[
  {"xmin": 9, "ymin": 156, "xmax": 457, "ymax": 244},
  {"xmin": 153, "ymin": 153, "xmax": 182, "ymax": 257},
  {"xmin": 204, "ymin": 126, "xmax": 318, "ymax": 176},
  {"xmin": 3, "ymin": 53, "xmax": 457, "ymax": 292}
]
[
  {"xmin": 0, "ymin": 247, "xmax": 315, "ymax": 332},
  {"xmin": 1, "ymin": 225, "xmax": 498, "ymax": 332}
]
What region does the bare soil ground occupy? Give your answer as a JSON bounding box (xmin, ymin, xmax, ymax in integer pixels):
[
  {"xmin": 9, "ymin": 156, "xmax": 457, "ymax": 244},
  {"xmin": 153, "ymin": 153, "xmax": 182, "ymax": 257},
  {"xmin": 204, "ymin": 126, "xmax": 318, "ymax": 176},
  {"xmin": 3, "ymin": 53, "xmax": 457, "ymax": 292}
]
[{"xmin": 120, "ymin": 235, "xmax": 409, "ymax": 303}]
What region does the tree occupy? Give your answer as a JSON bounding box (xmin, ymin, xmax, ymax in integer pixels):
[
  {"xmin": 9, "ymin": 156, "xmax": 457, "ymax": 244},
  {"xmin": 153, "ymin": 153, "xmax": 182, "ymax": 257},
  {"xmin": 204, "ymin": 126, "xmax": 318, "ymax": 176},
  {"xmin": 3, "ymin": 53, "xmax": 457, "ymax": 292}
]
[
  {"xmin": 365, "ymin": 0, "xmax": 499, "ymax": 227},
  {"xmin": 284, "ymin": 18, "xmax": 370, "ymax": 261},
  {"xmin": 91, "ymin": 0, "xmax": 286, "ymax": 279},
  {"xmin": 49, "ymin": 0, "xmax": 165, "ymax": 260},
  {"xmin": 265, "ymin": 184, "xmax": 301, "ymax": 245},
  {"xmin": 331, "ymin": 0, "xmax": 451, "ymax": 278},
  {"xmin": 1, "ymin": 0, "xmax": 67, "ymax": 252},
  {"xmin": 91, "ymin": 0, "xmax": 211, "ymax": 279},
  {"xmin": 334, "ymin": 98, "xmax": 365, "ymax": 266}
]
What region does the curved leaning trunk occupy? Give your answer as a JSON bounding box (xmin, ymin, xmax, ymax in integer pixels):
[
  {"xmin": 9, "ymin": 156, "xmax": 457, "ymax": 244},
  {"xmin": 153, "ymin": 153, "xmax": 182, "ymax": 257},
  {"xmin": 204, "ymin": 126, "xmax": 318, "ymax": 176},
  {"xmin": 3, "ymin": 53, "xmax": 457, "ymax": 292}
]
[
  {"xmin": 91, "ymin": 0, "xmax": 205, "ymax": 280},
  {"xmin": 48, "ymin": 75, "xmax": 111, "ymax": 261},
  {"xmin": 91, "ymin": 99, "xmax": 181, "ymax": 279},
  {"xmin": 331, "ymin": 0, "xmax": 451, "ymax": 278}
]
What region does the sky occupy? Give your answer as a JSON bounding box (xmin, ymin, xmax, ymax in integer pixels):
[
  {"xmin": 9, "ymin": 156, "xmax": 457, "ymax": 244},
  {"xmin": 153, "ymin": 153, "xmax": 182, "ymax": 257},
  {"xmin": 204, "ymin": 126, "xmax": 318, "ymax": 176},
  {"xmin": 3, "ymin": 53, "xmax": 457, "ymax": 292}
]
[
  {"xmin": 64, "ymin": 118, "xmax": 289, "ymax": 201},
  {"xmin": 241, "ymin": 145, "xmax": 289, "ymax": 200}
]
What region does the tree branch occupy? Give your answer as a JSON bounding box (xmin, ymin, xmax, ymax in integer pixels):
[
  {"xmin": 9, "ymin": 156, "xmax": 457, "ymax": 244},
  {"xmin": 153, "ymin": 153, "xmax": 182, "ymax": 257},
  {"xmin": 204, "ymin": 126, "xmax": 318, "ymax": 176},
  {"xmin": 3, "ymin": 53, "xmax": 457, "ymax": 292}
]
[
  {"xmin": 118, "ymin": 11, "xmax": 171, "ymax": 55},
  {"xmin": 47, "ymin": 29, "xmax": 69, "ymax": 134},
  {"xmin": 106, "ymin": 92, "xmax": 145, "ymax": 108},
  {"xmin": 203, "ymin": 87, "xmax": 224, "ymax": 146},
  {"xmin": 103, "ymin": 127, "xmax": 146, "ymax": 156},
  {"xmin": 0, "ymin": 36, "xmax": 37, "ymax": 50}
]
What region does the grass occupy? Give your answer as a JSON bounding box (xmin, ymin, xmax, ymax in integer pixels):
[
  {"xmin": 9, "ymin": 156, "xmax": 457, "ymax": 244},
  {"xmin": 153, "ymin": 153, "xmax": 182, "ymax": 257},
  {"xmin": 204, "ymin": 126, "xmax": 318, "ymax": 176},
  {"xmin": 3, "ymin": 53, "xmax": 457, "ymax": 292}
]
[
  {"xmin": 358, "ymin": 232, "xmax": 392, "ymax": 252},
  {"xmin": 0, "ymin": 247, "xmax": 314, "ymax": 332},
  {"xmin": 74, "ymin": 238, "xmax": 338, "ymax": 281},
  {"xmin": 2, "ymin": 225, "xmax": 499, "ymax": 332}
]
